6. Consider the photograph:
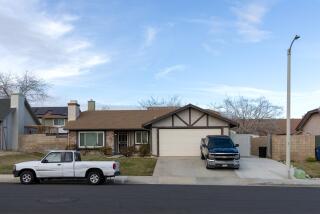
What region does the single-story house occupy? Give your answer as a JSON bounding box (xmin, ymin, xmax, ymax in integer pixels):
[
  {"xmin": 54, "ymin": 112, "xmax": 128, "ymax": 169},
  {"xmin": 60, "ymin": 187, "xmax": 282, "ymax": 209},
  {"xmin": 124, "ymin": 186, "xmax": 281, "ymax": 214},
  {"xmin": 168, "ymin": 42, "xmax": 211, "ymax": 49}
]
[
  {"xmin": 32, "ymin": 106, "xmax": 68, "ymax": 133},
  {"xmin": 296, "ymin": 108, "xmax": 320, "ymax": 135},
  {"xmin": 0, "ymin": 93, "xmax": 40, "ymax": 150},
  {"xmin": 65, "ymin": 100, "xmax": 237, "ymax": 156}
]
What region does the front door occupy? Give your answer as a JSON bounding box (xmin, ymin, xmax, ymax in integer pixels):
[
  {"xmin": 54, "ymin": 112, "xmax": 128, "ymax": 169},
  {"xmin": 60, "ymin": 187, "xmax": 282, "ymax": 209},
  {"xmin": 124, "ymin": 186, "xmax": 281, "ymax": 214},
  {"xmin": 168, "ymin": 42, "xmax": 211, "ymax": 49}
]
[{"xmin": 118, "ymin": 132, "xmax": 128, "ymax": 153}]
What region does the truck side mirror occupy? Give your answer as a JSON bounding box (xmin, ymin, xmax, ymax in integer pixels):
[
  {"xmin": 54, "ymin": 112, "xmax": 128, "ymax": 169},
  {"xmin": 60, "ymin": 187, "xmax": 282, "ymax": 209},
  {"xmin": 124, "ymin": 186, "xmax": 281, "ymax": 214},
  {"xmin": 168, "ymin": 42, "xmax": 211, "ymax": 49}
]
[{"xmin": 42, "ymin": 159, "xmax": 48, "ymax": 163}]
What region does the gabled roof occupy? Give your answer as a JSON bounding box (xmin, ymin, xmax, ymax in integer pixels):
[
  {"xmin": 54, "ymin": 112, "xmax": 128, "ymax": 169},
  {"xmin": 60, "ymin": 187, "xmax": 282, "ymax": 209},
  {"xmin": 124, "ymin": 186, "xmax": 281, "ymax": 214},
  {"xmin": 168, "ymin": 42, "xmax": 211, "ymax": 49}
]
[
  {"xmin": 143, "ymin": 104, "xmax": 238, "ymax": 128},
  {"xmin": 296, "ymin": 108, "xmax": 319, "ymax": 131},
  {"xmin": 0, "ymin": 97, "xmax": 40, "ymax": 125},
  {"xmin": 32, "ymin": 107, "xmax": 68, "ymax": 118},
  {"xmin": 65, "ymin": 108, "xmax": 177, "ymax": 130}
]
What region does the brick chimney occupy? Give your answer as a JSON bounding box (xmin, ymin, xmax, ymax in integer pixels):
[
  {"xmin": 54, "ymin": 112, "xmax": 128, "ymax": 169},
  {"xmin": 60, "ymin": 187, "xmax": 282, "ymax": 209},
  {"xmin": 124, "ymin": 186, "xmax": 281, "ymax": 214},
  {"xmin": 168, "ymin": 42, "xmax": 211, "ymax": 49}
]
[
  {"xmin": 68, "ymin": 100, "xmax": 80, "ymax": 121},
  {"xmin": 87, "ymin": 99, "xmax": 95, "ymax": 111}
]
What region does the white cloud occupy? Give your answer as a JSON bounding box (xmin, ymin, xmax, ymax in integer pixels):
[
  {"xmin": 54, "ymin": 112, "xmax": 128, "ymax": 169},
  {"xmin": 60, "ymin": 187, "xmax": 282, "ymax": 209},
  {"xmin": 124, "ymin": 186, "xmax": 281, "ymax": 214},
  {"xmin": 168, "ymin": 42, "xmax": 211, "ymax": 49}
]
[
  {"xmin": 155, "ymin": 64, "xmax": 186, "ymax": 79},
  {"xmin": 0, "ymin": 0, "xmax": 109, "ymax": 80},
  {"xmin": 144, "ymin": 26, "xmax": 158, "ymax": 47},
  {"xmin": 197, "ymin": 84, "xmax": 320, "ymax": 117},
  {"xmin": 231, "ymin": 2, "xmax": 271, "ymax": 42}
]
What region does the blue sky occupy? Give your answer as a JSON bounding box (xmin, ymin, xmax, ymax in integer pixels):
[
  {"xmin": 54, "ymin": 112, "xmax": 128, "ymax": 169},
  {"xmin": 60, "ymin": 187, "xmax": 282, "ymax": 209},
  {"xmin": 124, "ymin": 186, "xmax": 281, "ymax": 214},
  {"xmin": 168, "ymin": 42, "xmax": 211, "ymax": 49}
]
[{"xmin": 1, "ymin": 0, "xmax": 320, "ymax": 117}]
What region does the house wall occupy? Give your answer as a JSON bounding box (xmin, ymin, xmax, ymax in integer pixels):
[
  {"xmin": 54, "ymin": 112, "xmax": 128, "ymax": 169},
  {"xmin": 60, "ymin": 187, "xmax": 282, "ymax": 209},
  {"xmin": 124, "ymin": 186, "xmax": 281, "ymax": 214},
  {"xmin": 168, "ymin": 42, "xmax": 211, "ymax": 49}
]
[
  {"xmin": 106, "ymin": 131, "xmax": 114, "ymax": 150},
  {"xmin": 151, "ymin": 128, "xmax": 157, "ymax": 156},
  {"xmin": 302, "ymin": 114, "xmax": 320, "ymax": 135},
  {"xmin": 68, "ymin": 131, "xmax": 77, "ymax": 148},
  {"xmin": 152, "ymin": 108, "xmax": 229, "ymax": 128},
  {"xmin": 24, "ymin": 107, "xmax": 38, "ymax": 126},
  {"xmin": 1, "ymin": 113, "xmax": 14, "ymax": 150}
]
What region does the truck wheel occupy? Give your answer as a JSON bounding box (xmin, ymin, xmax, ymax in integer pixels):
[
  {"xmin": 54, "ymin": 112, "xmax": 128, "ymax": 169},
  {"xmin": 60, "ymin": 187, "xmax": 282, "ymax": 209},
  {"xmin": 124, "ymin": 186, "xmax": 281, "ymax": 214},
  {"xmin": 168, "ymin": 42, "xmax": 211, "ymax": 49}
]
[
  {"xmin": 201, "ymin": 152, "xmax": 205, "ymax": 160},
  {"xmin": 87, "ymin": 171, "xmax": 103, "ymax": 185},
  {"xmin": 20, "ymin": 170, "xmax": 35, "ymax": 185}
]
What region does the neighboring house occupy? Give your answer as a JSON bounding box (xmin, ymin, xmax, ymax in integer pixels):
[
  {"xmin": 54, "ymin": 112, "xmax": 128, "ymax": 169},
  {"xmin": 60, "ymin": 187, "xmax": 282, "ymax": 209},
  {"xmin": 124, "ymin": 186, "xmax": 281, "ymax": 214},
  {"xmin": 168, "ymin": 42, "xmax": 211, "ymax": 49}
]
[
  {"xmin": 65, "ymin": 100, "xmax": 237, "ymax": 156},
  {"xmin": 0, "ymin": 94, "xmax": 40, "ymax": 150},
  {"xmin": 296, "ymin": 108, "xmax": 320, "ymax": 135},
  {"xmin": 32, "ymin": 106, "xmax": 68, "ymax": 134},
  {"xmin": 233, "ymin": 119, "xmax": 301, "ymax": 136}
]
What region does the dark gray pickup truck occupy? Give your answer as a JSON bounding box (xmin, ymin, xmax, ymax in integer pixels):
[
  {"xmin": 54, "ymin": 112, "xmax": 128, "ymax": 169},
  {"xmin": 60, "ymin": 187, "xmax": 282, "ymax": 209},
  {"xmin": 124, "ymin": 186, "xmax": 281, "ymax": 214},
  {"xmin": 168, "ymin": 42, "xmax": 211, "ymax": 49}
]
[{"xmin": 200, "ymin": 135, "xmax": 240, "ymax": 169}]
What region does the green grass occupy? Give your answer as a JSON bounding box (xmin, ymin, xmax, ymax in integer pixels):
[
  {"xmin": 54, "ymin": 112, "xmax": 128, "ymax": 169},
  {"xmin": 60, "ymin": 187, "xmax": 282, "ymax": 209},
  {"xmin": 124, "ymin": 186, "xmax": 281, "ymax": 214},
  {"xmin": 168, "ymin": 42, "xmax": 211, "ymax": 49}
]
[
  {"xmin": 0, "ymin": 152, "xmax": 157, "ymax": 176},
  {"xmin": 293, "ymin": 161, "xmax": 320, "ymax": 178},
  {"xmin": 0, "ymin": 152, "xmax": 44, "ymax": 174},
  {"xmin": 82, "ymin": 154, "xmax": 157, "ymax": 176}
]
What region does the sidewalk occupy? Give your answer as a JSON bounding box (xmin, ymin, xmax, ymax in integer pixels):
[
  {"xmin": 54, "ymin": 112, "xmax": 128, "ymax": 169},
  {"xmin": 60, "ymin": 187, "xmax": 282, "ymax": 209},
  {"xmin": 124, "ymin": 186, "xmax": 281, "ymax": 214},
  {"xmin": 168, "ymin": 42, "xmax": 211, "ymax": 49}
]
[{"xmin": 2, "ymin": 174, "xmax": 320, "ymax": 187}]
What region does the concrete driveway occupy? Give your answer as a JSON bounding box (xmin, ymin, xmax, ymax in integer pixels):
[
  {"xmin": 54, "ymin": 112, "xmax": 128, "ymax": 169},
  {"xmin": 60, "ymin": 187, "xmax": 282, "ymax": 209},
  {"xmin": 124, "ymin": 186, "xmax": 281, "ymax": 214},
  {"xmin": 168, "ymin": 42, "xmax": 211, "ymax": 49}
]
[{"xmin": 153, "ymin": 156, "xmax": 288, "ymax": 180}]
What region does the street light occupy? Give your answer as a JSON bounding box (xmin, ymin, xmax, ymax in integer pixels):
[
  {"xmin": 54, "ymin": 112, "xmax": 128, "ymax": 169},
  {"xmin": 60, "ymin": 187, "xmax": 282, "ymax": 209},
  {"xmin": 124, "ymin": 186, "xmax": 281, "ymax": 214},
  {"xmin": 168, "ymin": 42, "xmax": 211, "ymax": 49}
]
[{"xmin": 286, "ymin": 35, "xmax": 300, "ymax": 178}]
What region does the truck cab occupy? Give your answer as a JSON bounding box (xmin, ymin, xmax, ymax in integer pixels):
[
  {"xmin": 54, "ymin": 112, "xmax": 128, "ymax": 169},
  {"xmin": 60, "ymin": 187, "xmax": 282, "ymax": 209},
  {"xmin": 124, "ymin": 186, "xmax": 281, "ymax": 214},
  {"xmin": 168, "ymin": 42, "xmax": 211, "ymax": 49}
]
[{"xmin": 200, "ymin": 135, "xmax": 240, "ymax": 169}]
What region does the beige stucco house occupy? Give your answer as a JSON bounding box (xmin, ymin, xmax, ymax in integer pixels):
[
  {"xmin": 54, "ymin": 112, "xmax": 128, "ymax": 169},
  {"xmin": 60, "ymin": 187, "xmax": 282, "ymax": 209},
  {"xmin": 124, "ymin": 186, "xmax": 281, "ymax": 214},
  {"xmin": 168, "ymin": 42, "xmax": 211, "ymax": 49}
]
[
  {"xmin": 296, "ymin": 108, "xmax": 320, "ymax": 135},
  {"xmin": 65, "ymin": 100, "xmax": 237, "ymax": 156}
]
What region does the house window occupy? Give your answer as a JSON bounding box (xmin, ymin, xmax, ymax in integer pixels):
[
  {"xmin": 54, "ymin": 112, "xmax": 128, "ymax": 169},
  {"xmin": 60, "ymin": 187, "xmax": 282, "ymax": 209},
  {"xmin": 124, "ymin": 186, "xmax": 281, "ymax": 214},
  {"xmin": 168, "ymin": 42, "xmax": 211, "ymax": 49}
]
[
  {"xmin": 53, "ymin": 119, "xmax": 65, "ymax": 126},
  {"xmin": 79, "ymin": 132, "xmax": 104, "ymax": 148},
  {"xmin": 135, "ymin": 131, "xmax": 148, "ymax": 144}
]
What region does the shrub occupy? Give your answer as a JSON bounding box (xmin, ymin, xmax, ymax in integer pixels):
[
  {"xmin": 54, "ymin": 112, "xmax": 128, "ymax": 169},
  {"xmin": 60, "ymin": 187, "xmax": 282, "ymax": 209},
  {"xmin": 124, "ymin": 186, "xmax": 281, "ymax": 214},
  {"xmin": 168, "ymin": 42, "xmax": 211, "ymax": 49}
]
[
  {"xmin": 305, "ymin": 157, "xmax": 317, "ymax": 162},
  {"xmin": 100, "ymin": 147, "xmax": 113, "ymax": 156},
  {"xmin": 65, "ymin": 144, "xmax": 77, "ymax": 150},
  {"xmin": 120, "ymin": 146, "xmax": 136, "ymax": 157},
  {"xmin": 139, "ymin": 144, "xmax": 150, "ymax": 157}
]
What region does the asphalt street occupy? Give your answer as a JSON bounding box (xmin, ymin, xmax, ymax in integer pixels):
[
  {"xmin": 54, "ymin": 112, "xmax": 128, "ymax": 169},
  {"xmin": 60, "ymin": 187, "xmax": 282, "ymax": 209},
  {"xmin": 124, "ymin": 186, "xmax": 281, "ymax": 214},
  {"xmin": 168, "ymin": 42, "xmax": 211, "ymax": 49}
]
[{"xmin": 0, "ymin": 183, "xmax": 319, "ymax": 214}]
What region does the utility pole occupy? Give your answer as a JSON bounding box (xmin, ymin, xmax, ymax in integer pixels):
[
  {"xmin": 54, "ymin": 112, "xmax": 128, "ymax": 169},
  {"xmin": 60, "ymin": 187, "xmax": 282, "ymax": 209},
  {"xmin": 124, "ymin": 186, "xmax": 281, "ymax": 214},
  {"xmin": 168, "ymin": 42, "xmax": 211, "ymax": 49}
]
[{"xmin": 286, "ymin": 35, "xmax": 300, "ymax": 178}]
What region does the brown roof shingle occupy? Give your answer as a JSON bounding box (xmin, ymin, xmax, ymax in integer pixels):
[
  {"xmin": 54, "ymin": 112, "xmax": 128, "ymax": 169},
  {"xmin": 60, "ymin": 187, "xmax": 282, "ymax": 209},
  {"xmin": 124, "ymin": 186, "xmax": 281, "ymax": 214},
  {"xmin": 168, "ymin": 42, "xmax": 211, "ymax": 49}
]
[{"xmin": 65, "ymin": 108, "xmax": 177, "ymax": 130}]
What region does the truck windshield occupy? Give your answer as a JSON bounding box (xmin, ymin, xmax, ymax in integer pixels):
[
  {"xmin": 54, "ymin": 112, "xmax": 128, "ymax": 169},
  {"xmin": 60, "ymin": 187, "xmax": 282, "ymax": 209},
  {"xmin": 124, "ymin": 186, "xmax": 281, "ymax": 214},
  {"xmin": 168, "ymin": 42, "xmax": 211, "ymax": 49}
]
[{"xmin": 207, "ymin": 137, "xmax": 234, "ymax": 149}]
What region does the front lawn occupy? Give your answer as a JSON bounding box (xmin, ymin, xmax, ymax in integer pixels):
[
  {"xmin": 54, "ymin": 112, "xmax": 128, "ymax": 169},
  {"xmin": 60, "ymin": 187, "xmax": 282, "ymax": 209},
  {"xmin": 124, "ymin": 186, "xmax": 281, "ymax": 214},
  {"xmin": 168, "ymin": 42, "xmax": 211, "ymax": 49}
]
[
  {"xmin": 0, "ymin": 152, "xmax": 157, "ymax": 176},
  {"xmin": 82, "ymin": 154, "xmax": 157, "ymax": 176},
  {"xmin": 293, "ymin": 161, "xmax": 320, "ymax": 178},
  {"xmin": 0, "ymin": 152, "xmax": 43, "ymax": 174}
]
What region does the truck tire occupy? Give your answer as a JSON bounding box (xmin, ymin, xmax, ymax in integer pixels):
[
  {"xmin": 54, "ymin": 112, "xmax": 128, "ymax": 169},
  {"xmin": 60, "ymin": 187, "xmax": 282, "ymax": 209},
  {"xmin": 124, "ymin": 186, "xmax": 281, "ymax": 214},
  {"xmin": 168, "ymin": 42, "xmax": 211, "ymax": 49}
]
[
  {"xmin": 87, "ymin": 170, "xmax": 103, "ymax": 185},
  {"xmin": 20, "ymin": 170, "xmax": 35, "ymax": 185}
]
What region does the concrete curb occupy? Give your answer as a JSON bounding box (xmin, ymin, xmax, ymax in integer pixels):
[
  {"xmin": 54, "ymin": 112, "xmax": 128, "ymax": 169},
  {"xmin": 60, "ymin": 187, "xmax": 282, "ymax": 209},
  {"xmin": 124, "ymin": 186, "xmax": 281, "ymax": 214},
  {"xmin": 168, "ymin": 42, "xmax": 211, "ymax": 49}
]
[
  {"xmin": 118, "ymin": 176, "xmax": 320, "ymax": 187},
  {"xmin": 2, "ymin": 175, "xmax": 320, "ymax": 187}
]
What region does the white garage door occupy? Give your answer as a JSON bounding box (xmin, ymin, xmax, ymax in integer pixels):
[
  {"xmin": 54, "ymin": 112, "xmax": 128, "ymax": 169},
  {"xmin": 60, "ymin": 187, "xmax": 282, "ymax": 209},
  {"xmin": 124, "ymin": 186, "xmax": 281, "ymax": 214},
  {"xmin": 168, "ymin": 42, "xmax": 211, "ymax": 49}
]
[{"xmin": 159, "ymin": 129, "xmax": 221, "ymax": 156}]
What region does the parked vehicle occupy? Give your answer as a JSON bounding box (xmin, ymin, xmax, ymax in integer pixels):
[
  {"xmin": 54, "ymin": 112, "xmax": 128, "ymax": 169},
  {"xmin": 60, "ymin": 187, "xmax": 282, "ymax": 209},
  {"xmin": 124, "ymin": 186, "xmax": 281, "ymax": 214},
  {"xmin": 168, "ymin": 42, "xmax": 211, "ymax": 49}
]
[
  {"xmin": 13, "ymin": 150, "xmax": 120, "ymax": 185},
  {"xmin": 200, "ymin": 135, "xmax": 240, "ymax": 169}
]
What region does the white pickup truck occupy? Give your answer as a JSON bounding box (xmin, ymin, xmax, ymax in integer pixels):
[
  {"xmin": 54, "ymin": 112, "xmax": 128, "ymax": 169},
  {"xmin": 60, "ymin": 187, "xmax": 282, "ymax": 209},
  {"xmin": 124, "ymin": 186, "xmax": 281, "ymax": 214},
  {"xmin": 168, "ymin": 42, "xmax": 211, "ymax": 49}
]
[{"xmin": 13, "ymin": 150, "xmax": 120, "ymax": 185}]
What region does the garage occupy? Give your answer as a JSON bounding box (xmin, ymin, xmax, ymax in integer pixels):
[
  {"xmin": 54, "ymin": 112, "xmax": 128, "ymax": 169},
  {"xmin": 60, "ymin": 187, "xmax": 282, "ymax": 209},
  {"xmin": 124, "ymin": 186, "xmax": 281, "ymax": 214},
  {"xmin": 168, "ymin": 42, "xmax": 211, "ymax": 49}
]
[
  {"xmin": 143, "ymin": 104, "xmax": 238, "ymax": 157},
  {"xmin": 159, "ymin": 129, "xmax": 221, "ymax": 156}
]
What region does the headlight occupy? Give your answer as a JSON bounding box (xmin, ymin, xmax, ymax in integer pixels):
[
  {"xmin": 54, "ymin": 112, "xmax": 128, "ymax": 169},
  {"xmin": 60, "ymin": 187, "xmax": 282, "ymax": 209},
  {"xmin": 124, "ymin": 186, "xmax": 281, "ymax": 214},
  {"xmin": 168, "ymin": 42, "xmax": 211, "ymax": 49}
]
[{"xmin": 208, "ymin": 153, "xmax": 215, "ymax": 159}]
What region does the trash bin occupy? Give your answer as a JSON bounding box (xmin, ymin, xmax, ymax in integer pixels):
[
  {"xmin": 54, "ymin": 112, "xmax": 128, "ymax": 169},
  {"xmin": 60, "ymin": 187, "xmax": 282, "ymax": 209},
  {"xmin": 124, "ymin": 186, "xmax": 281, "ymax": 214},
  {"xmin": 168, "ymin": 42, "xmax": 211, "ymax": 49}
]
[
  {"xmin": 259, "ymin": 147, "xmax": 267, "ymax": 158},
  {"xmin": 315, "ymin": 146, "xmax": 320, "ymax": 161}
]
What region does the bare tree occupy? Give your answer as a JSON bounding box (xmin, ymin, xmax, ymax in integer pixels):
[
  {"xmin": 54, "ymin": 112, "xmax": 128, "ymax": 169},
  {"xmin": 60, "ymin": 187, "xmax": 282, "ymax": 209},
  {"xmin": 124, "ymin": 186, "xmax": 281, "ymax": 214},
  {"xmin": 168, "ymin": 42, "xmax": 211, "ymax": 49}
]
[
  {"xmin": 139, "ymin": 95, "xmax": 182, "ymax": 108},
  {"xmin": 214, "ymin": 96, "xmax": 283, "ymax": 134},
  {"xmin": 0, "ymin": 71, "xmax": 49, "ymax": 102}
]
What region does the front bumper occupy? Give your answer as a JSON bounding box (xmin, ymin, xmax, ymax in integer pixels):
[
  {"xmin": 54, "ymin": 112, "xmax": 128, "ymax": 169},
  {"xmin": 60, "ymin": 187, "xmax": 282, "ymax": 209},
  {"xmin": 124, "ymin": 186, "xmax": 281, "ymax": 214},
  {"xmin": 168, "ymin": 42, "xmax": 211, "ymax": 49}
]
[
  {"xmin": 13, "ymin": 170, "xmax": 20, "ymax": 177},
  {"xmin": 207, "ymin": 159, "xmax": 240, "ymax": 168}
]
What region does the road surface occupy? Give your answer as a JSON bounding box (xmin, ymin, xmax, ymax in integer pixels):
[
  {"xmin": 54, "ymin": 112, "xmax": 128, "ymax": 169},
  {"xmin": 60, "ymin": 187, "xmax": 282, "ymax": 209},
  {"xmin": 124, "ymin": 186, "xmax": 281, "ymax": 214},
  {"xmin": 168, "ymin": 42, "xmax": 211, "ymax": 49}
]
[{"xmin": 0, "ymin": 183, "xmax": 319, "ymax": 214}]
